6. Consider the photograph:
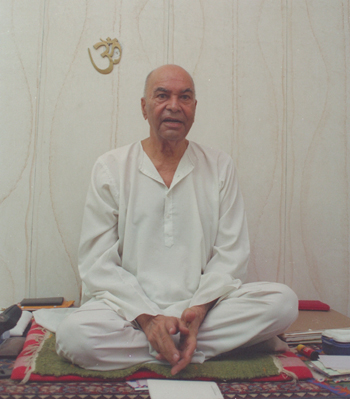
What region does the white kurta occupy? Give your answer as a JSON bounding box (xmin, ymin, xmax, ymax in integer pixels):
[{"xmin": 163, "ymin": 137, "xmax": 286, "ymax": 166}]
[
  {"xmin": 55, "ymin": 141, "xmax": 299, "ymax": 371},
  {"xmin": 78, "ymin": 141, "xmax": 250, "ymax": 321}
]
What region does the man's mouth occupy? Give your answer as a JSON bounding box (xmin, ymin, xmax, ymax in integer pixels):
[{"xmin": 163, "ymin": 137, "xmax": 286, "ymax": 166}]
[{"xmin": 162, "ymin": 118, "xmax": 183, "ymax": 124}]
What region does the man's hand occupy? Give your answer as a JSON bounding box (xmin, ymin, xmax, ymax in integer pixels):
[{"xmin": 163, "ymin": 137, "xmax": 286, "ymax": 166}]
[
  {"xmin": 170, "ymin": 301, "xmax": 216, "ymax": 375},
  {"xmin": 148, "ymin": 300, "xmax": 217, "ymax": 375},
  {"xmin": 136, "ymin": 314, "xmax": 189, "ymax": 369}
]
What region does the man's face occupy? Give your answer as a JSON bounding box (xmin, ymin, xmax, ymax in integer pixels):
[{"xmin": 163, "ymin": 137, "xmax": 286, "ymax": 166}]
[{"xmin": 141, "ymin": 66, "xmax": 197, "ymax": 143}]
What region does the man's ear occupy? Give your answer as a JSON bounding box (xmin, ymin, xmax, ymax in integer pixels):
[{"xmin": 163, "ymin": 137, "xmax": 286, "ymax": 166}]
[{"xmin": 141, "ymin": 97, "xmax": 148, "ymax": 120}]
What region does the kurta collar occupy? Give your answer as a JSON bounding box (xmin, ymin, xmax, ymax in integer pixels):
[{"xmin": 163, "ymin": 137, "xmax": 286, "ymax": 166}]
[{"xmin": 138, "ymin": 141, "xmax": 195, "ymax": 190}]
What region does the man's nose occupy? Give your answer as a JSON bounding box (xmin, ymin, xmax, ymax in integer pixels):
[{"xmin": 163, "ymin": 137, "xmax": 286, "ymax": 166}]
[{"xmin": 166, "ymin": 96, "xmax": 180, "ymax": 112}]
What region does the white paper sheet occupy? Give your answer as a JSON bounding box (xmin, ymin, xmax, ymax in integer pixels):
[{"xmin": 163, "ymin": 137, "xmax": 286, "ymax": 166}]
[
  {"xmin": 147, "ymin": 380, "xmax": 224, "ymax": 399},
  {"xmin": 319, "ymin": 355, "xmax": 350, "ymax": 372}
]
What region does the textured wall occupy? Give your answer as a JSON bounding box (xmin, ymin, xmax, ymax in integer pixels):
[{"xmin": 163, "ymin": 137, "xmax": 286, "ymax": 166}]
[{"xmin": 1, "ymin": 0, "xmax": 349, "ymax": 315}]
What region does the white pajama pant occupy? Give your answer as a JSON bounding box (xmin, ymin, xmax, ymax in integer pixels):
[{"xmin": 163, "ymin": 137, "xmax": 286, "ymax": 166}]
[{"xmin": 56, "ymin": 282, "xmax": 298, "ymax": 371}]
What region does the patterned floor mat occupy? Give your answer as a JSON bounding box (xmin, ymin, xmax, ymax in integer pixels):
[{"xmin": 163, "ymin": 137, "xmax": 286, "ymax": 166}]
[
  {"xmin": 1, "ymin": 357, "xmax": 350, "ymax": 398},
  {"xmin": 0, "ymin": 378, "xmax": 346, "ymax": 399}
]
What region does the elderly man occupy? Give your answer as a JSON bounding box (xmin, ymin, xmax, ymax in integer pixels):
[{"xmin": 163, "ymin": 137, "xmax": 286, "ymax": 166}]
[{"xmin": 56, "ymin": 65, "xmax": 298, "ymax": 375}]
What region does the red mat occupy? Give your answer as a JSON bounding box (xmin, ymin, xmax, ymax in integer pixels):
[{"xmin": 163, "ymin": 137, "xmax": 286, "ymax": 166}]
[{"xmin": 11, "ymin": 321, "xmax": 312, "ymax": 383}]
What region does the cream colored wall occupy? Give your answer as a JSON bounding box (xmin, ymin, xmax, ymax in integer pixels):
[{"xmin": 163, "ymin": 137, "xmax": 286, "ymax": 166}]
[{"xmin": 1, "ymin": 1, "xmax": 349, "ymax": 315}]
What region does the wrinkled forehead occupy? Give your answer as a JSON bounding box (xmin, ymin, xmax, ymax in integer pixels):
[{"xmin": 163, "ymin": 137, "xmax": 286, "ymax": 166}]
[
  {"xmin": 146, "ymin": 67, "xmax": 195, "ymax": 97},
  {"xmin": 153, "ymin": 76, "xmax": 194, "ymax": 94}
]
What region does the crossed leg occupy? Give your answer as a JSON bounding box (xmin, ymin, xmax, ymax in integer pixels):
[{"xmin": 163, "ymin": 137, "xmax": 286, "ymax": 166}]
[{"xmin": 56, "ymin": 282, "xmax": 298, "ymax": 371}]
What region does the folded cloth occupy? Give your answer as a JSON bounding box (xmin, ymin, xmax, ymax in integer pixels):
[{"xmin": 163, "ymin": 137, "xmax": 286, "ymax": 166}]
[{"xmin": 9, "ymin": 311, "xmax": 32, "ymax": 336}]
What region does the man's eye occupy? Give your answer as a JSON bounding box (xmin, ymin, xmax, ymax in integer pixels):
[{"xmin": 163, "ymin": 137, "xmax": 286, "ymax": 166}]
[
  {"xmin": 181, "ymin": 95, "xmax": 190, "ymax": 100},
  {"xmin": 158, "ymin": 94, "xmax": 167, "ymax": 99}
]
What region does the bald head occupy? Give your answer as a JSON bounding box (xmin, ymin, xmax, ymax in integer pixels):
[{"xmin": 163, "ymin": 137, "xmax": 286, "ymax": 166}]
[{"xmin": 143, "ymin": 65, "xmax": 196, "ymax": 99}]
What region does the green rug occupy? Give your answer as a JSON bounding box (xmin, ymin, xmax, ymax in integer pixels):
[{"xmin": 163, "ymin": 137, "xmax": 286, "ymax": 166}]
[{"xmin": 34, "ymin": 333, "xmax": 280, "ymax": 381}]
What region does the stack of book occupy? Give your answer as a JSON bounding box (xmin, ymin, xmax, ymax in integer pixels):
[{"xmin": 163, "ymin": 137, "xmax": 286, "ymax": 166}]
[
  {"xmin": 308, "ymin": 355, "xmax": 350, "ymax": 380},
  {"xmin": 280, "ymin": 308, "xmax": 350, "ymax": 345}
]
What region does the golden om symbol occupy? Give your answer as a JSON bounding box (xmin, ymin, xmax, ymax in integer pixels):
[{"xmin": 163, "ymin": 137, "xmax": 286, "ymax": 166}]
[{"xmin": 88, "ymin": 37, "xmax": 122, "ymax": 74}]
